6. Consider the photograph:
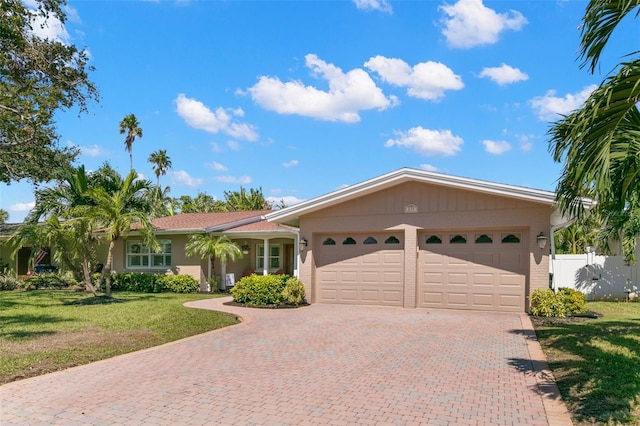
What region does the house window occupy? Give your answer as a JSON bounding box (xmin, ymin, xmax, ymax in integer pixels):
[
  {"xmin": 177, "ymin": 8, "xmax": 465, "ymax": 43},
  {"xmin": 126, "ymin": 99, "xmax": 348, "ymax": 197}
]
[
  {"xmin": 450, "ymin": 235, "xmax": 467, "ymax": 244},
  {"xmin": 257, "ymin": 245, "xmax": 281, "ymax": 271},
  {"xmin": 501, "ymin": 233, "xmax": 521, "ymax": 243},
  {"xmin": 475, "ymin": 234, "xmax": 493, "ymax": 244},
  {"xmin": 343, "ymin": 237, "xmax": 357, "ymax": 245},
  {"xmin": 363, "ymin": 237, "xmax": 378, "ymax": 244},
  {"xmin": 425, "ymin": 235, "xmax": 442, "ymax": 244},
  {"xmin": 127, "ymin": 240, "xmax": 171, "ymax": 268},
  {"xmin": 322, "ymin": 238, "xmax": 336, "ymax": 245},
  {"xmin": 385, "ymin": 236, "xmax": 400, "ymax": 244}
]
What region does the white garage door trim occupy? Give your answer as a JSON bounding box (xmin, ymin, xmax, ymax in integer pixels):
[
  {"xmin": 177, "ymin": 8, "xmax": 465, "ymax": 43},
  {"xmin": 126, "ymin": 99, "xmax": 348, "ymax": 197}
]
[{"xmin": 315, "ymin": 233, "xmax": 404, "ymax": 306}]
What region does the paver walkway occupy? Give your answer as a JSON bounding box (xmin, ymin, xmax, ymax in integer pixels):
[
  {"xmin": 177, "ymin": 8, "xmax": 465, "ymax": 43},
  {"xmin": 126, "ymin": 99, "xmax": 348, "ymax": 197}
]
[{"xmin": 0, "ymin": 297, "xmax": 572, "ymax": 425}]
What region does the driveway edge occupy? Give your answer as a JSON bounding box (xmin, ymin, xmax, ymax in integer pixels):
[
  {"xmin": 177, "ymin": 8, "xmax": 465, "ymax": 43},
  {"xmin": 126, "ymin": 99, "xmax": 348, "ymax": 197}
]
[{"xmin": 520, "ymin": 314, "xmax": 574, "ymax": 426}]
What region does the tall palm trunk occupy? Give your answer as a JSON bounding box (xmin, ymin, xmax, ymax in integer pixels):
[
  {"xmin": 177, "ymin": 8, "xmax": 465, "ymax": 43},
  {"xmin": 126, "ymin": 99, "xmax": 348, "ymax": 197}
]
[{"xmin": 99, "ymin": 239, "xmax": 117, "ymax": 297}]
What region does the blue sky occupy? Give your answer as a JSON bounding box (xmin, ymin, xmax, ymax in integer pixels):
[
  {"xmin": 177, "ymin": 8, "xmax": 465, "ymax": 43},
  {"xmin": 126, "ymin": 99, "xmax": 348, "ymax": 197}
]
[{"xmin": 1, "ymin": 0, "xmax": 636, "ymax": 223}]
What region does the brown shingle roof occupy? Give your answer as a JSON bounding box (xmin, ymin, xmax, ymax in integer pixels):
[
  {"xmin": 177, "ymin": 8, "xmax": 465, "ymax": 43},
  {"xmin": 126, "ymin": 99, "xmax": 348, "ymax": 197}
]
[{"xmin": 151, "ymin": 210, "xmax": 271, "ymax": 231}]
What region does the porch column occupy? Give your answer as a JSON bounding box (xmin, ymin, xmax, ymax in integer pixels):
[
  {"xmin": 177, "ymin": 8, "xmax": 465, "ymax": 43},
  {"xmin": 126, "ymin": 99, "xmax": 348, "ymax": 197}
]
[
  {"xmin": 294, "ymin": 236, "xmax": 300, "ymax": 278},
  {"xmin": 262, "ymin": 238, "xmax": 269, "ymax": 275}
]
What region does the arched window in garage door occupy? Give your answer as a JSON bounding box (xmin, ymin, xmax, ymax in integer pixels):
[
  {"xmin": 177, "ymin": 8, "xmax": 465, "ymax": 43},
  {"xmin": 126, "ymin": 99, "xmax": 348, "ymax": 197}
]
[
  {"xmin": 384, "ymin": 236, "xmax": 400, "ymax": 244},
  {"xmin": 343, "ymin": 237, "xmax": 357, "ymax": 245},
  {"xmin": 322, "ymin": 238, "xmax": 336, "ymax": 245},
  {"xmin": 363, "ymin": 236, "xmax": 378, "ymax": 244}
]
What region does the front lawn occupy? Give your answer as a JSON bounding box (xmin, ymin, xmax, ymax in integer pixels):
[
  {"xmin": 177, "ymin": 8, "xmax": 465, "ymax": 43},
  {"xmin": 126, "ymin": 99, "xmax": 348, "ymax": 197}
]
[
  {"xmin": 534, "ymin": 302, "xmax": 640, "ymax": 425},
  {"xmin": 0, "ymin": 291, "xmax": 238, "ymax": 385}
]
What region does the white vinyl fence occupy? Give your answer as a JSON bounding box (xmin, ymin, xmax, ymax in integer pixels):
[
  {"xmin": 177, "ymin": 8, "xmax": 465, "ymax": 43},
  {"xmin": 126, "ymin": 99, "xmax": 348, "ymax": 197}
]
[{"xmin": 550, "ymin": 252, "xmax": 640, "ymax": 300}]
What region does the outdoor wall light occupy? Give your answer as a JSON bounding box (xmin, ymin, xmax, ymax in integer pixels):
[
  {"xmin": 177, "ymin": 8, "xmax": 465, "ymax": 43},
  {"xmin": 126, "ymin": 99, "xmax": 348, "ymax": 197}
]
[
  {"xmin": 536, "ymin": 232, "xmax": 548, "ymax": 250},
  {"xmin": 241, "ymin": 242, "xmax": 250, "ymax": 255},
  {"xmin": 299, "ymin": 237, "xmax": 308, "ymax": 251}
]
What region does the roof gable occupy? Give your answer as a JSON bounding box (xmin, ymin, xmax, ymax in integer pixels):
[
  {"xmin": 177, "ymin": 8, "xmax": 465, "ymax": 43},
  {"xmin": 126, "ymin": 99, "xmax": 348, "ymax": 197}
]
[{"xmin": 266, "ymin": 168, "xmax": 590, "ymax": 226}]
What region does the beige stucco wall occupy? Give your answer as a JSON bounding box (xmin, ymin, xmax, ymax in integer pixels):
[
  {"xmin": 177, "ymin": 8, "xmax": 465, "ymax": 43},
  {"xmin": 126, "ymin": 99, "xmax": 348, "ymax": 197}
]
[{"xmin": 297, "ymin": 181, "xmax": 551, "ymax": 311}]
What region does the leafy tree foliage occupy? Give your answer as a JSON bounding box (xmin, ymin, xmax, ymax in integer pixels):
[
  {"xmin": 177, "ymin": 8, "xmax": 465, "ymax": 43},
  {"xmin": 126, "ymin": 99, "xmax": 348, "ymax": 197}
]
[
  {"xmin": 223, "ymin": 186, "xmax": 271, "ymax": 211},
  {"xmin": 178, "ymin": 192, "xmax": 226, "ymax": 213},
  {"xmin": 549, "ymin": 0, "xmax": 640, "ymax": 261},
  {"xmin": 0, "ymin": 0, "xmax": 98, "ymax": 183},
  {"xmin": 185, "ymin": 234, "xmax": 242, "ymax": 286},
  {"xmin": 0, "ymin": 209, "xmax": 8, "ymax": 224}
]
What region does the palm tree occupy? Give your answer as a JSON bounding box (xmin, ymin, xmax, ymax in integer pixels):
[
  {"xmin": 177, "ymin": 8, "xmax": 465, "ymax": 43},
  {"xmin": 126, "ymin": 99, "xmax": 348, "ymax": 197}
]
[
  {"xmin": 185, "ymin": 234, "xmax": 242, "ymax": 289},
  {"xmin": 88, "ymin": 170, "xmax": 157, "ymax": 297},
  {"xmin": 23, "ymin": 165, "xmax": 99, "ymax": 292},
  {"xmin": 549, "ymin": 0, "xmax": 640, "ymax": 218},
  {"xmin": 148, "ymin": 149, "xmax": 172, "ymax": 186},
  {"xmin": 223, "ymin": 187, "xmax": 271, "ymax": 211},
  {"xmin": 119, "ymin": 114, "xmax": 143, "ymax": 171}
]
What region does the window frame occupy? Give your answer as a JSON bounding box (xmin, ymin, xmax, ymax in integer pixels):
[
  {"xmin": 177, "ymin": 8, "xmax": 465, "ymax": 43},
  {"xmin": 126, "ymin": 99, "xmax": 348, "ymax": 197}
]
[
  {"xmin": 256, "ymin": 244, "xmax": 282, "ymax": 272},
  {"xmin": 126, "ymin": 239, "xmax": 172, "ymax": 269}
]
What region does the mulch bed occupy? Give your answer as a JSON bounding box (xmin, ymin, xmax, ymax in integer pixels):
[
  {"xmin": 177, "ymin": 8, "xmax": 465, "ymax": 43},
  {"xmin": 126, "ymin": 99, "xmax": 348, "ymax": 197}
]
[
  {"xmin": 223, "ymin": 301, "xmax": 309, "ymax": 309},
  {"xmin": 530, "ymin": 310, "xmax": 603, "ymax": 327}
]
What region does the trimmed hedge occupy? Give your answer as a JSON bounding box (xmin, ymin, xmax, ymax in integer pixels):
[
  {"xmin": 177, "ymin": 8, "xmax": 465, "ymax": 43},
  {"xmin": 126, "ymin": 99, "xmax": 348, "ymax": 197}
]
[
  {"xmin": 231, "ymin": 274, "xmax": 306, "ymax": 306},
  {"xmin": 110, "ymin": 273, "xmax": 199, "ymax": 293},
  {"xmin": 530, "ymin": 287, "xmax": 587, "ymax": 318}
]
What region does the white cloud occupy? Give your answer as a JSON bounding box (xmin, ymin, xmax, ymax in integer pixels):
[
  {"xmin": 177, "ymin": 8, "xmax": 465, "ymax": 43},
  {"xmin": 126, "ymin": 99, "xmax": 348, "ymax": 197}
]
[
  {"xmin": 206, "ymin": 161, "xmax": 227, "ymax": 172},
  {"xmin": 24, "ymin": 1, "xmax": 75, "ymax": 44},
  {"xmin": 365, "ymin": 56, "xmax": 464, "ymax": 101},
  {"xmin": 385, "ymin": 126, "xmax": 463, "ymax": 156},
  {"xmin": 267, "ymin": 195, "xmax": 305, "ymax": 208},
  {"xmin": 283, "ymin": 160, "xmax": 299, "ymax": 168},
  {"xmin": 419, "ymin": 164, "xmax": 439, "ymax": 172},
  {"xmin": 353, "ymin": 0, "xmax": 393, "ymax": 14},
  {"xmin": 247, "ymin": 54, "xmax": 397, "ymax": 123},
  {"xmin": 530, "ymin": 85, "xmax": 597, "ymax": 121},
  {"xmin": 482, "ymin": 140, "xmax": 511, "ymax": 154},
  {"xmin": 80, "ymin": 144, "xmax": 107, "ymax": 157},
  {"xmin": 214, "ymin": 175, "xmax": 252, "ymax": 184},
  {"xmin": 175, "ymin": 94, "xmax": 258, "ymax": 141},
  {"xmin": 9, "ymin": 202, "xmax": 35, "ymax": 212},
  {"xmin": 227, "ymin": 140, "xmax": 240, "ymax": 150},
  {"xmin": 210, "ymin": 142, "xmax": 221, "ymax": 152},
  {"xmin": 478, "ymin": 63, "xmax": 528, "ymax": 86},
  {"xmin": 515, "ymin": 133, "xmax": 534, "ymax": 151},
  {"xmin": 170, "ymin": 170, "xmax": 203, "ymax": 187},
  {"xmin": 439, "ymin": 0, "xmax": 527, "ymax": 49}
]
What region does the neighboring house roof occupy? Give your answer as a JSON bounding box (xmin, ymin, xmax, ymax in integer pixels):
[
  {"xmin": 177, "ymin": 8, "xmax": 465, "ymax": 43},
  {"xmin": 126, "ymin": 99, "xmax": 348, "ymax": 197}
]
[
  {"xmin": 147, "ymin": 210, "xmax": 291, "ymax": 235},
  {"xmin": 266, "ymin": 167, "xmax": 595, "ymax": 227}
]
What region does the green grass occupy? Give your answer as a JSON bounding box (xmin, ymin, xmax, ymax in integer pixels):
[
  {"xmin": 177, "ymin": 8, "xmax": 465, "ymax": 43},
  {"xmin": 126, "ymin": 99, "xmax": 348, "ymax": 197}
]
[
  {"xmin": 534, "ymin": 301, "xmax": 640, "ymax": 425},
  {"xmin": 0, "ymin": 290, "xmax": 238, "ymax": 384}
]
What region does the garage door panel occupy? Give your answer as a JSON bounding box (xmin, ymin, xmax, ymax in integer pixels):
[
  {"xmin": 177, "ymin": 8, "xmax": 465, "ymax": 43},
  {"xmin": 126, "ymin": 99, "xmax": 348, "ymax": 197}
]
[
  {"xmin": 448, "ymin": 273, "xmax": 468, "ymax": 285},
  {"xmin": 418, "ymin": 229, "xmax": 527, "ymax": 312},
  {"xmin": 319, "ymin": 288, "xmax": 338, "ymax": 302},
  {"xmin": 341, "ymin": 271, "xmax": 358, "ymax": 284},
  {"xmin": 473, "ymin": 273, "xmax": 494, "ymax": 286},
  {"xmin": 361, "ymin": 271, "xmax": 379, "ymax": 283},
  {"xmin": 471, "ymin": 293, "xmax": 494, "ymax": 308},
  {"xmin": 383, "ymin": 271, "xmax": 402, "ymax": 283}
]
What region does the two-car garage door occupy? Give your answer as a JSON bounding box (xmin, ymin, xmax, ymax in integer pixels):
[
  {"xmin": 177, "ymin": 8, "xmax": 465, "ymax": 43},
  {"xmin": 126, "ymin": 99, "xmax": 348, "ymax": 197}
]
[{"xmin": 314, "ymin": 230, "xmax": 527, "ymax": 312}]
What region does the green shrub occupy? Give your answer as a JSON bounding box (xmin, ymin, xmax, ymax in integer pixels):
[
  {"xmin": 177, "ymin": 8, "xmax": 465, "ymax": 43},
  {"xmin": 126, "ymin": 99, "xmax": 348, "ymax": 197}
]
[
  {"xmin": 231, "ymin": 274, "xmax": 287, "ymax": 305},
  {"xmin": 530, "ymin": 288, "xmax": 586, "ymax": 318},
  {"xmin": 530, "ymin": 288, "xmax": 567, "ymax": 318},
  {"xmin": 557, "ymin": 287, "xmax": 587, "ymax": 315},
  {"xmin": 158, "ymin": 274, "xmax": 199, "ymax": 293},
  {"xmin": 110, "ymin": 273, "xmax": 167, "ymax": 293},
  {"xmin": 0, "ymin": 274, "xmax": 22, "ymax": 291},
  {"xmin": 24, "ymin": 273, "xmax": 77, "ymax": 290},
  {"xmin": 282, "ymin": 277, "xmax": 306, "ymax": 305}
]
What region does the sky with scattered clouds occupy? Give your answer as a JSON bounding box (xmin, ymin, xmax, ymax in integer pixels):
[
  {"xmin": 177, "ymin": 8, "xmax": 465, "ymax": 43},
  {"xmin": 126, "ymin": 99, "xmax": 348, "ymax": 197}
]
[{"xmin": 1, "ymin": 0, "xmax": 635, "ymax": 222}]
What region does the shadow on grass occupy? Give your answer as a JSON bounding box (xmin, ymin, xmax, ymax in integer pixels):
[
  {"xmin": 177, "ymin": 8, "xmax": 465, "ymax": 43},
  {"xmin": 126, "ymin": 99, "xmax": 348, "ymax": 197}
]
[
  {"xmin": 530, "ymin": 317, "xmax": 640, "ymax": 425},
  {"xmin": 2, "ymin": 329, "xmax": 57, "ymax": 340},
  {"xmin": 0, "ymin": 314, "xmax": 69, "ymax": 339}
]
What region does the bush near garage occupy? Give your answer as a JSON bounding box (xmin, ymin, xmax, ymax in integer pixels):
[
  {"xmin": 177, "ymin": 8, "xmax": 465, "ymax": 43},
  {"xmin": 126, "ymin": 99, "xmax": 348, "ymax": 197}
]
[
  {"xmin": 0, "ymin": 274, "xmax": 23, "ymax": 291},
  {"xmin": 230, "ymin": 274, "xmax": 307, "ymax": 306},
  {"xmin": 530, "ymin": 288, "xmax": 587, "ymax": 318}
]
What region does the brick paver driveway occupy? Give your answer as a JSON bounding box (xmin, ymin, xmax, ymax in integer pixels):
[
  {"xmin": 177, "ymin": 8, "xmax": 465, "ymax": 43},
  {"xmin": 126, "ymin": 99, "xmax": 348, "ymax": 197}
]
[{"xmin": 1, "ymin": 297, "xmax": 571, "ymax": 425}]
